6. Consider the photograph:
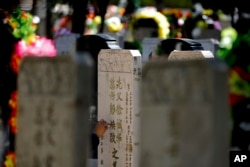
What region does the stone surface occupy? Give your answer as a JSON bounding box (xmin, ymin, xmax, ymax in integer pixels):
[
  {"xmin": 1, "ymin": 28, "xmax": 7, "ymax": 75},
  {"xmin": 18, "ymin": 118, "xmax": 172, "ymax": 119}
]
[
  {"xmin": 168, "ymin": 50, "xmax": 214, "ymax": 60},
  {"xmin": 55, "ymin": 34, "xmax": 80, "ymax": 56},
  {"xmin": 142, "ymin": 37, "xmax": 162, "ymax": 65},
  {"xmin": 140, "ymin": 59, "xmax": 230, "ymax": 167},
  {"xmin": 16, "ymin": 55, "xmax": 93, "ymax": 167},
  {"xmin": 98, "ymin": 49, "xmax": 142, "ymax": 167},
  {"xmin": 196, "ymin": 39, "xmax": 219, "ymax": 55}
]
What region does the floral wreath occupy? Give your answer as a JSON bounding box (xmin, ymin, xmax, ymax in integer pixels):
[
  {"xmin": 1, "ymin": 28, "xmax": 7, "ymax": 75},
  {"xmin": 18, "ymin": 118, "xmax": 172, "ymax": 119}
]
[{"xmin": 128, "ymin": 7, "xmax": 170, "ymax": 41}]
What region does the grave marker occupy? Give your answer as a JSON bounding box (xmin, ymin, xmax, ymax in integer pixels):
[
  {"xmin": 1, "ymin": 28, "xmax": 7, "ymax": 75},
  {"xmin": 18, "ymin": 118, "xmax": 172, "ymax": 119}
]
[
  {"xmin": 142, "ymin": 37, "xmax": 162, "ymax": 65},
  {"xmin": 98, "ymin": 49, "xmax": 142, "ymax": 167},
  {"xmin": 16, "ymin": 55, "xmax": 93, "ymax": 167},
  {"xmin": 196, "ymin": 39, "xmax": 219, "ymax": 55},
  {"xmin": 140, "ymin": 59, "xmax": 230, "ymax": 167},
  {"xmin": 54, "ymin": 34, "xmax": 80, "ymax": 56}
]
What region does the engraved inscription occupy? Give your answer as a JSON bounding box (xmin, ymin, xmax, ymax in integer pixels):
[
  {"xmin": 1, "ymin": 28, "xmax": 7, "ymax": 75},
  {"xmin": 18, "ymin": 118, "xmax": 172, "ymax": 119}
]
[
  {"xmin": 98, "ymin": 52, "xmax": 133, "ymax": 72},
  {"xmin": 19, "ymin": 57, "xmax": 74, "ymax": 95}
]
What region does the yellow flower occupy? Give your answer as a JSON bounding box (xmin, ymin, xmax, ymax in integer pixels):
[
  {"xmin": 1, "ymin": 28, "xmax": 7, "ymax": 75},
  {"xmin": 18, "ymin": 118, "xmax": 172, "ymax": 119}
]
[{"xmin": 94, "ymin": 16, "xmax": 102, "ymax": 25}]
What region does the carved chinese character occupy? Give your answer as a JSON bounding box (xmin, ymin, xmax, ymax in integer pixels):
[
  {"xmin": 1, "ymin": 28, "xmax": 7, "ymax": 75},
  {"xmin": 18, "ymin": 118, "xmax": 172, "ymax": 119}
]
[
  {"xmin": 116, "ymin": 77, "xmax": 123, "ymax": 89},
  {"xmin": 116, "ymin": 92, "xmax": 123, "ymax": 101},
  {"xmin": 116, "ymin": 132, "xmax": 122, "ymax": 143},
  {"xmin": 116, "ymin": 120, "xmax": 122, "ymax": 131},
  {"xmin": 133, "ymin": 68, "xmax": 137, "ymax": 75},
  {"xmin": 33, "ymin": 130, "xmax": 43, "ymax": 146},
  {"xmin": 112, "ymin": 148, "xmax": 119, "ymax": 159},
  {"xmin": 47, "ymin": 130, "xmax": 55, "ymax": 146},
  {"xmin": 127, "ymin": 84, "xmax": 130, "ymax": 91},
  {"xmin": 116, "ymin": 104, "xmax": 123, "ymax": 115},
  {"xmin": 126, "ymin": 93, "xmax": 128, "ymax": 105},
  {"xmin": 110, "ymin": 120, "xmax": 116, "ymax": 130},
  {"xmin": 126, "ymin": 144, "xmax": 133, "ymax": 152},
  {"xmin": 113, "ymin": 161, "xmax": 117, "ymax": 167},
  {"xmin": 109, "ymin": 91, "xmax": 115, "ymax": 101},
  {"xmin": 110, "ymin": 103, "xmax": 116, "ymax": 115},
  {"xmin": 45, "ymin": 154, "xmax": 55, "ymax": 167},
  {"xmin": 47, "ymin": 101, "xmax": 56, "ymax": 126},
  {"xmin": 110, "ymin": 133, "xmax": 116, "ymax": 143},
  {"xmin": 109, "ymin": 77, "xmax": 116, "ymax": 90},
  {"xmin": 34, "ymin": 104, "xmax": 44, "ymax": 125}
]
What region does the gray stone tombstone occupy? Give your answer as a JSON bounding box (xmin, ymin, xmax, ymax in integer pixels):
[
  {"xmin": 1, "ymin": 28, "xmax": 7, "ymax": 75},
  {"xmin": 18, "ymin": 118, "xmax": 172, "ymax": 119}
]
[
  {"xmin": 16, "ymin": 55, "xmax": 94, "ymax": 167},
  {"xmin": 196, "ymin": 39, "xmax": 219, "ymax": 55},
  {"xmin": 98, "ymin": 49, "xmax": 142, "ymax": 167},
  {"xmin": 54, "ymin": 33, "xmax": 80, "ymax": 56},
  {"xmin": 140, "ymin": 59, "xmax": 230, "ymax": 167},
  {"xmin": 142, "ymin": 37, "xmax": 162, "ymax": 65}
]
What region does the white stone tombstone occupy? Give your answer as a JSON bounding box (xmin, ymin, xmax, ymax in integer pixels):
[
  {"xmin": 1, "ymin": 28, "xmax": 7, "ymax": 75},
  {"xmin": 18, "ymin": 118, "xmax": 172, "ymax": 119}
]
[
  {"xmin": 16, "ymin": 55, "xmax": 93, "ymax": 167},
  {"xmin": 98, "ymin": 49, "xmax": 142, "ymax": 167},
  {"xmin": 140, "ymin": 59, "xmax": 230, "ymax": 167},
  {"xmin": 168, "ymin": 50, "xmax": 214, "ymax": 60},
  {"xmin": 54, "ymin": 34, "xmax": 80, "ymax": 56}
]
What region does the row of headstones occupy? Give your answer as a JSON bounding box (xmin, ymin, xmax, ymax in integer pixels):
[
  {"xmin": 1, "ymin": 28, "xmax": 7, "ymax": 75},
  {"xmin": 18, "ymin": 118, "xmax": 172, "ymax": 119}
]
[
  {"xmin": 16, "ymin": 47, "xmax": 230, "ymax": 167},
  {"xmin": 54, "ymin": 33, "xmax": 219, "ymax": 65}
]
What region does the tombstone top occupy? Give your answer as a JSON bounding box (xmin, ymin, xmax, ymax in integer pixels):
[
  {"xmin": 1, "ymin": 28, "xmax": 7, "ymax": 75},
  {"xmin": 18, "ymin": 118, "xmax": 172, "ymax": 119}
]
[
  {"xmin": 77, "ymin": 33, "xmax": 120, "ymax": 51},
  {"xmin": 142, "ymin": 37, "xmax": 163, "ymax": 63},
  {"xmin": 54, "ymin": 34, "xmax": 80, "ymax": 56},
  {"xmin": 168, "ymin": 50, "xmax": 214, "ymax": 60},
  {"xmin": 76, "ymin": 34, "xmax": 120, "ymax": 63},
  {"xmin": 195, "ymin": 38, "xmax": 219, "ymax": 55},
  {"xmin": 159, "ymin": 38, "xmax": 204, "ymax": 55}
]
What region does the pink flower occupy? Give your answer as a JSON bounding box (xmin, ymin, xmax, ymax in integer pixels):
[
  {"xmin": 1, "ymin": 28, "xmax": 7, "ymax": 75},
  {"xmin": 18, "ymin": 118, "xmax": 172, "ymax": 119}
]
[{"xmin": 15, "ymin": 36, "xmax": 57, "ymax": 58}]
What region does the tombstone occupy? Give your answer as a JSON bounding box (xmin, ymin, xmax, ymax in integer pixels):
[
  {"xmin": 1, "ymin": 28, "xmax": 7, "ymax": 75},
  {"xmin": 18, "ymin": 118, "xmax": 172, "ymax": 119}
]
[
  {"xmin": 106, "ymin": 32, "xmax": 125, "ymax": 49},
  {"xmin": 142, "ymin": 37, "xmax": 163, "ymax": 65},
  {"xmin": 54, "ymin": 33, "xmax": 80, "ymax": 56},
  {"xmin": 168, "ymin": 50, "xmax": 214, "ymax": 60},
  {"xmin": 16, "ymin": 55, "xmax": 94, "ymax": 167},
  {"xmin": 77, "ymin": 34, "xmax": 121, "ymax": 56},
  {"xmin": 140, "ymin": 59, "xmax": 230, "ymax": 167},
  {"xmin": 196, "ymin": 38, "xmax": 220, "ymax": 55},
  {"xmin": 98, "ymin": 49, "xmax": 142, "ymax": 167},
  {"xmin": 150, "ymin": 38, "xmax": 205, "ymax": 60},
  {"xmin": 160, "ymin": 38, "xmax": 204, "ymax": 53}
]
